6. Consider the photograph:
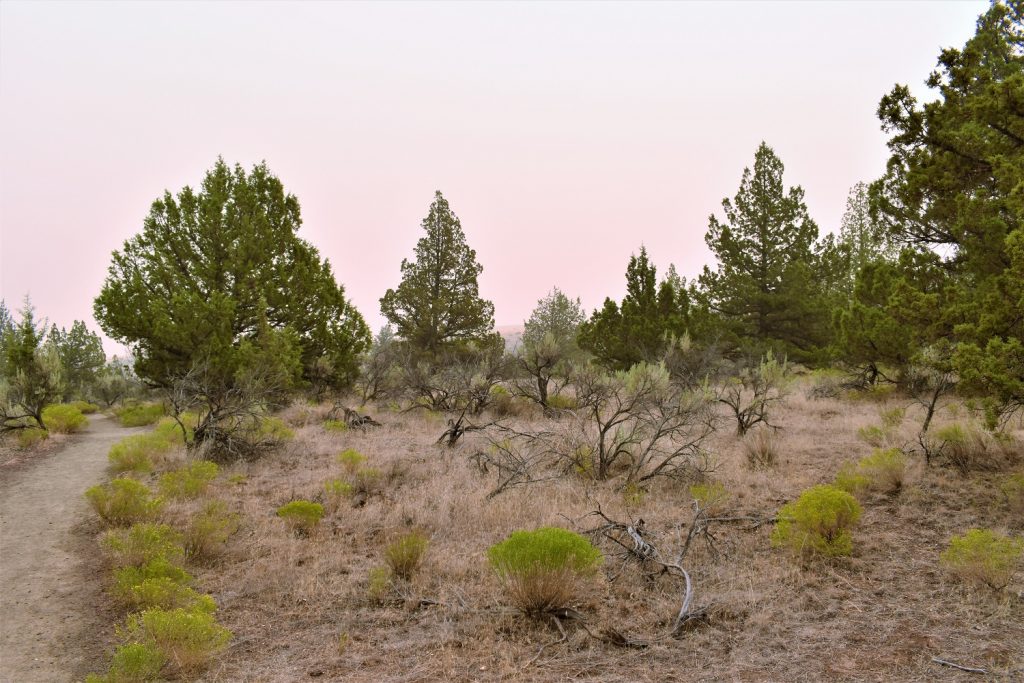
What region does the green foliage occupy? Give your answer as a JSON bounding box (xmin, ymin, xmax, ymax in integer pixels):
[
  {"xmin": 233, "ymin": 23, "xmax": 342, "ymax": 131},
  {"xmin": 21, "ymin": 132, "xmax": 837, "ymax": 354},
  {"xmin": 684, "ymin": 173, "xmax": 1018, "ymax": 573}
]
[
  {"xmin": 545, "ymin": 393, "xmax": 577, "ymax": 411},
  {"xmin": 86, "ymin": 479, "xmax": 163, "ymax": 526},
  {"xmin": 1, "ymin": 299, "xmax": 64, "ymax": 431},
  {"xmin": 940, "ymin": 528, "xmax": 1023, "ymax": 590},
  {"xmin": 488, "ymin": 527, "xmax": 603, "ymax": 614},
  {"xmin": 384, "ymin": 531, "xmax": 429, "ymax": 581},
  {"xmin": 40, "ymin": 403, "xmax": 88, "ymax": 433},
  {"xmin": 94, "ymin": 158, "xmax": 369, "ymax": 392},
  {"xmin": 113, "ymin": 557, "xmax": 193, "ymax": 600},
  {"xmin": 578, "ymin": 247, "xmax": 688, "ymax": 370},
  {"xmin": 856, "ymin": 425, "xmax": 888, "ymax": 448},
  {"xmin": 117, "ymin": 576, "xmax": 215, "ymax": 614},
  {"xmin": 367, "ymin": 567, "xmax": 392, "ymax": 605},
  {"xmin": 771, "ymin": 485, "xmax": 862, "ymax": 558},
  {"xmin": 120, "ymin": 607, "xmax": 230, "ymax": 673},
  {"xmin": 116, "ymin": 403, "xmax": 165, "ymax": 427},
  {"xmin": 16, "ymin": 427, "xmax": 47, "ymax": 448},
  {"xmin": 276, "ymin": 500, "xmax": 324, "ymax": 534},
  {"xmin": 337, "ymin": 448, "xmax": 366, "ymax": 471},
  {"xmin": 934, "ymin": 422, "xmax": 1001, "ymax": 473},
  {"xmin": 47, "ymin": 320, "xmax": 106, "ymax": 402},
  {"xmin": 698, "ymin": 142, "xmax": 825, "ymax": 360},
  {"xmin": 872, "ymin": 3, "xmax": 1024, "ymax": 425},
  {"xmin": 86, "ymin": 642, "xmax": 167, "ymax": 683},
  {"xmin": 690, "ymin": 481, "xmax": 731, "ymax": 514},
  {"xmin": 323, "ymin": 419, "xmax": 349, "ymax": 433},
  {"xmin": 1001, "ymin": 473, "xmax": 1024, "ymax": 516},
  {"xmin": 102, "ymin": 523, "xmax": 184, "ymax": 568},
  {"xmin": 880, "ymin": 407, "xmax": 905, "ymax": 430},
  {"xmin": 108, "ymin": 431, "xmax": 178, "ymax": 474},
  {"xmin": 379, "ymin": 191, "xmax": 495, "ymax": 356},
  {"xmin": 835, "ymin": 448, "xmax": 908, "ymax": 497},
  {"xmin": 158, "ymin": 461, "xmax": 219, "ymax": 499},
  {"xmin": 183, "ymin": 500, "xmax": 239, "ymax": 561},
  {"xmin": 324, "ymin": 479, "xmax": 353, "ymax": 512},
  {"xmin": 71, "ymin": 400, "xmax": 101, "ymax": 414}
]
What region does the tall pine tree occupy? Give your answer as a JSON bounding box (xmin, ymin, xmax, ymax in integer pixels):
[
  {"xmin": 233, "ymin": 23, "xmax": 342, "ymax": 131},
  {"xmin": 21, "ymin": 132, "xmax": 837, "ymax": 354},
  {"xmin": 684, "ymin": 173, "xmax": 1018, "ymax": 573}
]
[{"xmin": 698, "ymin": 142, "xmax": 821, "ymax": 358}]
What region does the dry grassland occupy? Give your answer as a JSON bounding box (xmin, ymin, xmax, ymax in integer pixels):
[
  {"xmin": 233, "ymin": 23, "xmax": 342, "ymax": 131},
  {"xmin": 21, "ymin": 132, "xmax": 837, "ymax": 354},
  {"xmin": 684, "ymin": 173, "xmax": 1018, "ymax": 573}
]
[{"xmin": 124, "ymin": 387, "xmax": 1024, "ymax": 681}]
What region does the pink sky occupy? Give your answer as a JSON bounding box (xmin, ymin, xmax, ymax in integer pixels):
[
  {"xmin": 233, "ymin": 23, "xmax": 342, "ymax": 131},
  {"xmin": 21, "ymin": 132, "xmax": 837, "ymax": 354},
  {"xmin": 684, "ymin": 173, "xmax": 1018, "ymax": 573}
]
[{"xmin": 0, "ymin": 1, "xmax": 987, "ymax": 355}]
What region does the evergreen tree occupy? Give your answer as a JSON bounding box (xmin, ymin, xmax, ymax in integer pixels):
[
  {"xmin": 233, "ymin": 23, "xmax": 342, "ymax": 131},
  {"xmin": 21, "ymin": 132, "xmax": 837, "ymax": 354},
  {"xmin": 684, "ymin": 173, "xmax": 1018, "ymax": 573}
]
[
  {"xmin": 1, "ymin": 299, "xmax": 63, "ymax": 431},
  {"xmin": 517, "ymin": 288, "xmax": 587, "ymax": 409},
  {"xmin": 47, "ymin": 320, "xmax": 106, "ymax": 401},
  {"xmin": 698, "ymin": 142, "xmax": 821, "ymax": 358},
  {"xmin": 578, "ymin": 247, "xmax": 688, "ymax": 370},
  {"xmin": 380, "ymin": 191, "xmax": 496, "ymax": 356},
  {"xmin": 870, "ymin": 1, "xmax": 1024, "ymax": 424},
  {"xmin": 94, "ymin": 159, "xmax": 369, "ymax": 390}
]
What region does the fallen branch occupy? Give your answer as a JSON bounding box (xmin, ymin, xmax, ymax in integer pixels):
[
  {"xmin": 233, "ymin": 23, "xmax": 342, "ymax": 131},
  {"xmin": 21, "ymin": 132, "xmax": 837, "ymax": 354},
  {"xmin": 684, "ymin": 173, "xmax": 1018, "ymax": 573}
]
[
  {"xmin": 523, "ymin": 615, "xmax": 568, "ymax": 668},
  {"xmin": 931, "ymin": 657, "xmax": 988, "ymax": 674}
]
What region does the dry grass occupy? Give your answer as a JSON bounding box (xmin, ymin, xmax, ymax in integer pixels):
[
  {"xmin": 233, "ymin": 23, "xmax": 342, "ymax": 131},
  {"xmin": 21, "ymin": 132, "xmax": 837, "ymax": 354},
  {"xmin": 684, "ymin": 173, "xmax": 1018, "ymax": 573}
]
[{"xmin": 180, "ymin": 387, "xmax": 1023, "ymax": 681}]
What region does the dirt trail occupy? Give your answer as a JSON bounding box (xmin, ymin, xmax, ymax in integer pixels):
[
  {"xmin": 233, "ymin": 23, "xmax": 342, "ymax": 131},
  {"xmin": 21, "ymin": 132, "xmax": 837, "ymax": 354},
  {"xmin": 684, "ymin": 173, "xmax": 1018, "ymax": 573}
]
[{"xmin": 0, "ymin": 415, "xmax": 142, "ymax": 683}]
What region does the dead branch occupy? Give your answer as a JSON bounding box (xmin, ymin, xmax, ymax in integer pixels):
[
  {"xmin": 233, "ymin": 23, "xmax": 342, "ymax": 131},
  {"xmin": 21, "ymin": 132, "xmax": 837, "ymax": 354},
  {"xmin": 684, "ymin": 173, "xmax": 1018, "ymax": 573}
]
[
  {"xmin": 930, "ymin": 657, "xmax": 988, "ymax": 674},
  {"xmin": 523, "ymin": 615, "xmax": 568, "ymax": 668}
]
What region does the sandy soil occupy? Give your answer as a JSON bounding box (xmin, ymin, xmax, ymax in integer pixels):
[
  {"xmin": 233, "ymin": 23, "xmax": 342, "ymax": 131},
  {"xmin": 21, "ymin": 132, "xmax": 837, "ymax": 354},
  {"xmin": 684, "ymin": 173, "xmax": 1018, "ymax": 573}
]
[{"xmin": 0, "ymin": 415, "xmax": 139, "ymax": 683}]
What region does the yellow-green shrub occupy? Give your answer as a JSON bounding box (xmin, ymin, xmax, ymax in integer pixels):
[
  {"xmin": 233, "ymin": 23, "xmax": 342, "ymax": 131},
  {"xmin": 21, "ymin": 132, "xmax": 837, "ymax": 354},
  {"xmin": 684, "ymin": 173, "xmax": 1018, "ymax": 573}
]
[
  {"xmin": 113, "ymin": 557, "xmax": 193, "ymax": 598},
  {"xmin": 856, "ymin": 425, "xmax": 888, "ymax": 448},
  {"xmin": 367, "ymin": 566, "xmax": 392, "ymax": 605},
  {"xmin": 488, "ymin": 527, "xmax": 603, "ymax": 615},
  {"xmin": 690, "ymin": 481, "xmax": 731, "ymax": 514},
  {"xmin": 182, "ymin": 500, "xmax": 239, "ymax": 561},
  {"xmin": 42, "ymin": 404, "xmax": 88, "ymax": 433},
  {"xmin": 324, "ymin": 479, "xmax": 353, "ymax": 512},
  {"xmin": 337, "ymin": 448, "xmax": 366, "ymax": 471},
  {"xmin": 934, "ymin": 423, "xmax": 999, "ymax": 473},
  {"xmin": 834, "ymin": 448, "xmax": 907, "ymax": 496},
  {"xmin": 940, "ymin": 528, "xmax": 1023, "ymax": 590},
  {"xmin": 120, "ymin": 607, "xmax": 230, "ymax": 674},
  {"xmin": 85, "ymin": 479, "xmax": 163, "ymax": 526},
  {"xmin": 276, "ymin": 500, "xmax": 323, "ymax": 534},
  {"xmin": 771, "ymin": 485, "xmax": 862, "ymax": 558},
  {"xmin": 1001, "ymin": 473, "xmax": 1024, "ymax": 516},
  {"xmin": 70, "ymin": 400, "xmax": 100, "ymax": 414},
  {"xmin": 323, "ymin": 419, "xmax": 348, "ymax": 433},
  {"xmin": 385, "ymin": 531, "xmax": 429, "ymax": 580},
  {"xmin": 16, "ymin": 427, "xmax": 48, "ymax": 448},
  {"xmin": 85, "ymin": 642, "xmax": 166, "ymax": 683},
  {"xmin": 108, "ymin": 432, "xmax": 177, "ymax": 474},
  {"xmin": 116, "ymin": 403, "xmax": 165, "ymax": 427},
  {"xmin": 102, "ymin": 523, "xmax": 184, "ymax": 568},
  {"xmin": 158, "ymin": 461, "xmax": 219, "ymax": 499},
  {"xmin": 546, "ymin": 393, "xmax": 577, "ymax": 411}
]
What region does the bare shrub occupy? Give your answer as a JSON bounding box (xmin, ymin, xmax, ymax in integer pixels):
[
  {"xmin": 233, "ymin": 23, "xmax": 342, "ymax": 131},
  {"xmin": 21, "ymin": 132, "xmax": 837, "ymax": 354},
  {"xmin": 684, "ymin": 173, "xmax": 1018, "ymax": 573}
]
[
  {"xmin": 718, "ymin": 353, "xmax": 789, "ymax": 436},
  {"xmin": 742, "ymin": 427, "xmax": 778, "ymax": 469}
]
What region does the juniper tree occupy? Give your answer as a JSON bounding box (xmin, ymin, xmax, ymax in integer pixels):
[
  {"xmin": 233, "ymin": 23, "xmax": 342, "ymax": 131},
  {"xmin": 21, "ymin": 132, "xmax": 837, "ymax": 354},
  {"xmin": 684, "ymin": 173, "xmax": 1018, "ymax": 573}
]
[
  {"xmin": 380, "ymin": 191, "xmax": 496, "ymax": 357},
  {"xmin": 94, "ymin": 159, "xmax": 369, "ymax": 392},
  {"xmin": 47, "ymin": 320, "xmax": 105, "ymax": 401}
]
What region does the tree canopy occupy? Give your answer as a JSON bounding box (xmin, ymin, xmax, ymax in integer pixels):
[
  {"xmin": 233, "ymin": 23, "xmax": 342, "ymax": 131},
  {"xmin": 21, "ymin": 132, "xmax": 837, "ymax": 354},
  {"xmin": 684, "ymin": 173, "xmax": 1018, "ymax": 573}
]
[
  {"xmin": 380, "ymin": 191, "xmax": 496, "ymax": 356},
  {"xmin": 94, "ymin": 159, "xmax": 369, "ymax": 391}
]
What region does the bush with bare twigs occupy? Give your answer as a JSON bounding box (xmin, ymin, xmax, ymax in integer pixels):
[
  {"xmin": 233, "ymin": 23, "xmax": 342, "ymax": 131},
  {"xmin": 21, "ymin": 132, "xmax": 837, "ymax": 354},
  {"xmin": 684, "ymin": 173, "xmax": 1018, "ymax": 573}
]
[{"xmin": 718, "ymin": 353, "xmax": 789, "ymax": 436}]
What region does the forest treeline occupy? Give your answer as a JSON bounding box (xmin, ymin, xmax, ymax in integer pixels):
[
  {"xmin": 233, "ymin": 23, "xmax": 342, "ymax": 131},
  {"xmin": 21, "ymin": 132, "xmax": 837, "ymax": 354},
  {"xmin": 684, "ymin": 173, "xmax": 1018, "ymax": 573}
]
[{"xmin": 1, "ymin": 1, "xmax": 1021, "ymax": 444}]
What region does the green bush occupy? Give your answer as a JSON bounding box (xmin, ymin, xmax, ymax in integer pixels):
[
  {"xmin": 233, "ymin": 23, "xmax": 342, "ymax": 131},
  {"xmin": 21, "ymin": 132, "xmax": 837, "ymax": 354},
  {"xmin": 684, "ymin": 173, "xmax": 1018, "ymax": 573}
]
[
  {"xmin": 120, "ymin": 607, "xmax": 230, "ymax": 674},
  {"xmin": 1001, "ymin": 473, "xmax": 1024, "ymax": 516},
  {"xmin": 276, "ymin": 500, "xmax": 324, "ymax": 534},
  {"xmin": 488, "ymin": 527, "xmax": 603, "ymax": 614},
  {"xmin": 324, "ymin": 479, "xmax": 353, "ymax": 512},
  {"xmin": 545, "ymin": 393, "xmax": 577, "ymax": 411},
  {"xmin": 940, "ymin": 528, "xmax": 1023, "ymax": 590},
  {"xmin": 323, "ymin": 419, "xmax": 349, "ymax": 433},
  {"xmin": 103, "ymin": 523, "xmax": 184, "ymax": 568},
  {"xmin": 183, "ymin": 500, "xmax": 239, "ymax": 561},
  {"xmin": 337, "ymin": 448, "xmax": 366, "ymax": 471},
  {"xmin": 834, "ymin": 448, "xmax": 907, "ymax": 497},
  {"xmin": 158, "ymin": 461, "xmax": 219, "ymax": 499},
  {"xmin": 108, "ymin": 432, "xmax": 178, "ymax": 474},
  {"xmin": 879, "ymin": 407, "xmax": 905, "ymax": 430},
  {"xmin": 690, "ymin": 481, "xmax": 731, "ymax": 514},
  {"xmin": 254, "ymin": 416, "xmax": 294, "ymax": 442},
  {"xmin": 16, "ymin": 427, "xmax": 48, "ymax": 448},
  {"xmin": 367, "ymin": 566, "xmax": 392, "ymax": 605},
  {"xmin": 771, "ymin": 485, "xmax": 862, "ymax": 558},
  {"xmin": 934, "ymin": 423, "xmax": 999, "ymax": 473},
  {"xmin": 856, "ymin": 425, "xmax": 888, "ymax": 448},
  {"xmin": 70, "ymin": 400, "xmax": 101, "ymax": 414},
  {"xmin": 85, "ymin": 642, "xmax": 166, "ymax": 683},
  {"xmin": 113, "ymin": 557, "xmax": 193, "ymax": 599},
  {"xmin": 116, "ymin": 403, "xmax": 165, "ymax": 427},
  {"xmin": 385, "ymin": 531, "xmax": 429, "ymax": 580},
  {"xmin": 42, "ymin": 404, "xmax": 88, "ymax": 433},
  {"xmin": 117, "ymin": 576, "xmax": 215, "ymax": 614},
  {"xmin": 85, "ymin": 479, "xmax": 163, "ymax": 526},
  {"xmin": 353, "ymin": 467, "xmax": 382, "ymax": 496}
]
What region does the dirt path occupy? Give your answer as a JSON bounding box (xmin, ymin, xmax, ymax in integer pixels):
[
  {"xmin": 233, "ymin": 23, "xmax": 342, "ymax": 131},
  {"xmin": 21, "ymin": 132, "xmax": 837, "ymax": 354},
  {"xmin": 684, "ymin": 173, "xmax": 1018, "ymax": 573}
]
[{"xmin": 0, "ymin": 415, "xmax": 142, "ymax": 683}]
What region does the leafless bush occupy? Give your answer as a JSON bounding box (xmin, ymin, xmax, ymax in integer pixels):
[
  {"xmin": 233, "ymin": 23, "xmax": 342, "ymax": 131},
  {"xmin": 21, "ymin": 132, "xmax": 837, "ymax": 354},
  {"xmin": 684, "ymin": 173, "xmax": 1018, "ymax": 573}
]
[
  {"xmin": 718, "ymin": 353, "xmax": 789, "ymax": 436},
  {"xmin": 395, "ymin": 343, "xmax": 510, "ymax": 415}
]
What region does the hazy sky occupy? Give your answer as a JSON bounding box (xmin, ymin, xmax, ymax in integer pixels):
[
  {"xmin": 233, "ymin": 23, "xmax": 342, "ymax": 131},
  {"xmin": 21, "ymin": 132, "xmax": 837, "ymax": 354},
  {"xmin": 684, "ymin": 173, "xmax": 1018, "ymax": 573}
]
[{"xmin": 0, "ymin": 0, "xmax": 988, "ymax": 354}]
